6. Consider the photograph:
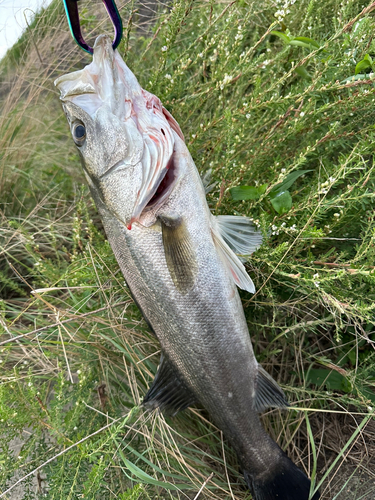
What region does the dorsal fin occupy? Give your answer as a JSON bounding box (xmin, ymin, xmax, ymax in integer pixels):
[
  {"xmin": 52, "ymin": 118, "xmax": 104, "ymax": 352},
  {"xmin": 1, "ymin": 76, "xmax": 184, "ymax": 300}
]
[
  {"xmin": 215, "ymin": 215, "xmax": 263, "ymax": 259},
  {"xmin": 253, "ymin": 365, "xmax": 289, "ymax": 412},
  {"xmin": 143, "ymin": 354, "xmax": 196, "ymax": 416},
  {"xmin": 211, "ymin": 217, "xmax": 256, "ymax": 294}
]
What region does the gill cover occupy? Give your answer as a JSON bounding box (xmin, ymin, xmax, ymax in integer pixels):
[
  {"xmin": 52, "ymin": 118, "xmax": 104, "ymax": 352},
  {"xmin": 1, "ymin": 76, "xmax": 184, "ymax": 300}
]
[{"xmin": 55, "ymin": 35, "xmax": 184, "ymax": 227}]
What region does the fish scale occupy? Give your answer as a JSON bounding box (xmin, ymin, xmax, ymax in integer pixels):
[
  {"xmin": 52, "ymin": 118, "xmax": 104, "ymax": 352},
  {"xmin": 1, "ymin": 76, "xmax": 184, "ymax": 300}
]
[{"xmin": 56, "ymin": 34, "xmax": 320, "ymax": 500}]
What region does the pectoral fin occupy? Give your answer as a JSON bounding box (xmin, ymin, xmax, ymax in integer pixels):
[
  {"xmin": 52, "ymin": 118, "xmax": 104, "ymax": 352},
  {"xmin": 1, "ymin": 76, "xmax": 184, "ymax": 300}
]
[
  {"xmin": 253, "ymin": 365, "xmax": 289, "ymax": 412},
  {"xmin": 215, "ymin": 215, "xmax": 263, "ymax": 260},
  {"xmin": 143, "ymin": 353, "xmax": 196, "ymax": 416},
  {"xmin": 161, "ymin": 216, "xmax": 198, "ymax": 294},
  {"xmin": 211, "ymin": 218, "xmax": 256, "ymax": 293}
]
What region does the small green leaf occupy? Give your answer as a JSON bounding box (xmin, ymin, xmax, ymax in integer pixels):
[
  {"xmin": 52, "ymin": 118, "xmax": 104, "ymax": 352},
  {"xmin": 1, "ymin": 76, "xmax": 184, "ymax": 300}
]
[
  {"xmin": 341, "ymin": 73, "xmax": 371, "ymax": 83},
  {"xmin": 356, "ymin": 384, "xmax": 375, "ymax": 404},
  {"xmin": 364, "ymin": 53, "xmax": 373, "ymax": 64},
  {"xmin": 124, "ymin": 444, "xmax": 187, "ymax": 481},
  {"xmin": 270, "ymin": 169, "xmax": 312, "ymax": 195},
  {"xmin": 270, "ymin": 191, "xmax": 292, "ymax": 214},
  {"xmin": 294, "ymin": 66, "xmax": 311, "ymax": 79},
  {"xmin": 292, "ymin": 36, "xmax": 320, "ymax": 48},
  {"xmin": 230, "ymin": 184, "xmax": 267, "ymax": 201},
  {"xmin": 289, "ymin": 41, "xmax": 315, "ymax": 49},
  {"xmin": 118, "ymin": 449, "xmax": 190, "ymax": 490},
  {"xmin": 305, "ymin": 368, "xmax": 352, "ymax": 393},
  {"xmin": 271, "ymin": 30, "xmax": 290, "ymax": 43},
  {"xmin": 355, "ymin": 58, "xmax": 372, "ymax": 75}
]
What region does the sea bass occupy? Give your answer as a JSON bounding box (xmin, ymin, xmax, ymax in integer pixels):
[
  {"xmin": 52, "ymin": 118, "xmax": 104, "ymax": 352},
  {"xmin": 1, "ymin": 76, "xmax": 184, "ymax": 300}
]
[{"xmin": 55, "ymin": 35, "xmax": 319, "ymax": 500}]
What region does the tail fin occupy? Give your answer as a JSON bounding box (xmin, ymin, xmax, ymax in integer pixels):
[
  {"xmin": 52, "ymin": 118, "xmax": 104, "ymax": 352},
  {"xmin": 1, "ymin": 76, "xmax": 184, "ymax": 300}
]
[{"xmin": 243, "ymin": 452, "xmax": 320, "ymax": 500}]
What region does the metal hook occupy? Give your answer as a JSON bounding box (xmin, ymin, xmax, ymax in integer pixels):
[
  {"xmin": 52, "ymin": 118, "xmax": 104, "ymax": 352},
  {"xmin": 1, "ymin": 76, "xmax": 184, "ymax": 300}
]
[{"xmin": 63, "ymin": 0, "xmax": 123, "ymax": 54}]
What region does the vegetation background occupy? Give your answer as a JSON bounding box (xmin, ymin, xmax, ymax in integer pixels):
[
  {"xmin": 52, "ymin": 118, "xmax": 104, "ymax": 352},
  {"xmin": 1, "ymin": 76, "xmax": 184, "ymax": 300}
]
[{"xmin": 1, "ymin": 0, "xmax": 375, "ymax": 498}]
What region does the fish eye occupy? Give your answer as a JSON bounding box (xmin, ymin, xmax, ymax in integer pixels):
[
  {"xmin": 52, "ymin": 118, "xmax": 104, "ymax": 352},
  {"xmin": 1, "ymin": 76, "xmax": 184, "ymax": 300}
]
[{"xmin": 72, "ymin": 122, "xmax": 86, "ymax": 145}]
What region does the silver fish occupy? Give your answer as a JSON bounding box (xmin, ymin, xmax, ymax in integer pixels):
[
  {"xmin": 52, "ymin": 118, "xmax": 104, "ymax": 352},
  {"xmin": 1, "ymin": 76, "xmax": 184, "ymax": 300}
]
[{"xmin": 55, "ymin": 35, "xmax": 319, "ymax": 500}]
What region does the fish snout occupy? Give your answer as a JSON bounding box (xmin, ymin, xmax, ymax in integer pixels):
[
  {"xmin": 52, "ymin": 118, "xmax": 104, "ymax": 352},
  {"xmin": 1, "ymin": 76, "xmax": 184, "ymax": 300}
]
[{"xmin": 93, "ymin": 35, "xmax": 115, "ymax": 64}]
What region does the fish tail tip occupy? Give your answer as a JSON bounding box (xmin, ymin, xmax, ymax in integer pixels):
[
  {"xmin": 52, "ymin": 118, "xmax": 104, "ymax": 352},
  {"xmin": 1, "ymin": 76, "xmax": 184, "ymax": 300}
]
[{"xmin": 244, "ymin": 455, "xmax": 320, "ymax": 500}]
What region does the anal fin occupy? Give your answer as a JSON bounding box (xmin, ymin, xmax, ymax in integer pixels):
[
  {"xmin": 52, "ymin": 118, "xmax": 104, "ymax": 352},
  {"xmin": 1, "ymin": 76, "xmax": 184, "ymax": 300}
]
[
  {"xmin": 254, "ymin": 365, "xmax": 289, "ymax": 412},
  {"xmin": 143, "ymin": 353, "xmax": 196, "ymax": 416}
]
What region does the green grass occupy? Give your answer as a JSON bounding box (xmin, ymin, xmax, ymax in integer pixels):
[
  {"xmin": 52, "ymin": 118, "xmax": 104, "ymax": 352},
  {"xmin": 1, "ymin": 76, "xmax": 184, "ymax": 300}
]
[{"xmin": 1, "ymin": 0, "xmax": 375, "ymax": 498}]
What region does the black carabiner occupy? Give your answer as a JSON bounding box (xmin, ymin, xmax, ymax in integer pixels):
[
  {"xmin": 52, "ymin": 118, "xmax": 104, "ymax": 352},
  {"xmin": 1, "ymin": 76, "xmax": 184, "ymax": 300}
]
[{"xmin": 63, "ymin": 0, "xmax": 123, "ymax": 54}]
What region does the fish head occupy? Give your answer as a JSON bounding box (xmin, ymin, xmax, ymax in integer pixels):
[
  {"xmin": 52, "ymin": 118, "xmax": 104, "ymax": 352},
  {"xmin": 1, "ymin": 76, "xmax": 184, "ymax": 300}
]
[
  {"xmin": 55, "ymin": 35, "xmax": 146, "ymax": 227},
  {"xmin": 55, "ymin": 35, "xmax": 185, "ymax": 229}
]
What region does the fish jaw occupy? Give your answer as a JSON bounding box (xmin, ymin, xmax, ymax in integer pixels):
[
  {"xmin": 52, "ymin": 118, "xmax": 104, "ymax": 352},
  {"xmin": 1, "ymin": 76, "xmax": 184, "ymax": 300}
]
[{"xmin": 55, "ymin": 35, "xmax": 182, "ymax": 228}]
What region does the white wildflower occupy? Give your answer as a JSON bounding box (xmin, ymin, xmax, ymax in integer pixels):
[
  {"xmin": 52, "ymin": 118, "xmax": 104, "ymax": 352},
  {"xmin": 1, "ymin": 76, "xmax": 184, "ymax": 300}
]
[
  {"xmin": 161, "ymin": 46, "xmax": 168, "ymax": 52},
  {"xmin": 220, "ymin": 74, "xmax": 233, "ymax": 90}
]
